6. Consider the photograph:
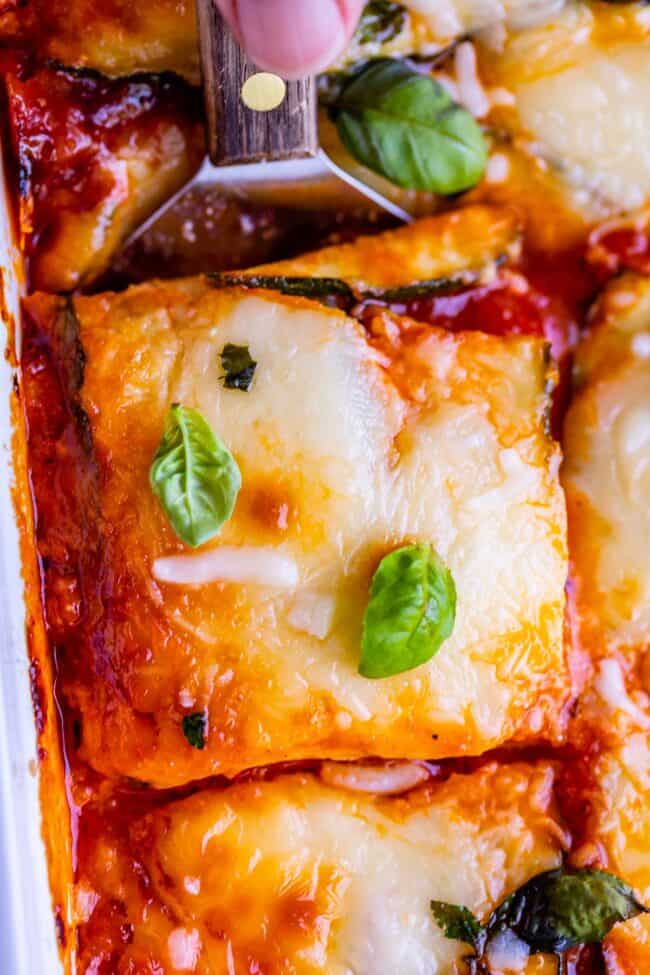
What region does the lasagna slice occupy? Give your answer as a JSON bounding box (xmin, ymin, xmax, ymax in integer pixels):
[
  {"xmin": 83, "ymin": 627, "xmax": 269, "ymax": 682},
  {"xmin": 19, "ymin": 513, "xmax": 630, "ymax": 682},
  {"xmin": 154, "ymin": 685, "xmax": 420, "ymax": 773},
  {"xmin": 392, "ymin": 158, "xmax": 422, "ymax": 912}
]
[
  {"xmin": 74, "ymin": 762, "xmax": 567, "ymax": 973},
  {"xmin": 562, "ymin": 274, "xmax": 650, "ymax": 669},
  {"xmin": 22, "ymin": 212, "xmax": 568, "ymax": 787},
  {"xmin": 5, "ymin": 61, "xmax": 204, "ymax": 292}
]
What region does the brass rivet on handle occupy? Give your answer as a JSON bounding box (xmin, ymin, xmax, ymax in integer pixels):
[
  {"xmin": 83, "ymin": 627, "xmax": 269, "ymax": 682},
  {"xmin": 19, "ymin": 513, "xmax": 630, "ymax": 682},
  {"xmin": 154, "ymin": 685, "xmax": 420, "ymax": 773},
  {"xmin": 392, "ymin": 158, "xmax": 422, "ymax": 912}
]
[{"xmin": 241, "ymin": 72, "xmax": 287, "ymax": 112}]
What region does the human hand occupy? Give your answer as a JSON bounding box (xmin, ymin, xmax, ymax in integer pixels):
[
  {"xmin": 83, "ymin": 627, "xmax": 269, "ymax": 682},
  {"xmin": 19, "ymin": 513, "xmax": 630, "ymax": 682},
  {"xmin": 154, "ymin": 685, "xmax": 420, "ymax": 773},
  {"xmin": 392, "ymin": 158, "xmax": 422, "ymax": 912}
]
[{"xmin": 215, "ymin": 0, "xmax": 366, "ymax": 79}]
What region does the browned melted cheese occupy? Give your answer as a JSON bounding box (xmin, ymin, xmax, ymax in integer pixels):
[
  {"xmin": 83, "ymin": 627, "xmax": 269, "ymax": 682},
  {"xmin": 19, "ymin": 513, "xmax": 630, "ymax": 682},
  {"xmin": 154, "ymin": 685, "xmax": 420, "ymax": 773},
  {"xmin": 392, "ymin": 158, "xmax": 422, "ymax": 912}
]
[
  {"xmin": 5, "ymin": 61, "xmax": 204, "ymax": 292},
  {"xmin": 563, "ymin": 274, "xmax": 650, "ymax": 669},
  {"xmin": 73, "ymin": 763, "xmax": 565, "ymax": 974},
  {"xmin": 22, "ymin": 213, "xmax": 569, "ymax": 788}
]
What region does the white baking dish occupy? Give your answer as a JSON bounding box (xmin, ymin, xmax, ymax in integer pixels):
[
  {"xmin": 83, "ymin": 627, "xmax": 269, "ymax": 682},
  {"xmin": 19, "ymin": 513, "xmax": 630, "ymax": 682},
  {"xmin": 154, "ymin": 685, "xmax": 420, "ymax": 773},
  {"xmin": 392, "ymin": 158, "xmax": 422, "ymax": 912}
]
[{"xmin": 0, "ymin": 145, "xmax": 63, "ymax": 972}]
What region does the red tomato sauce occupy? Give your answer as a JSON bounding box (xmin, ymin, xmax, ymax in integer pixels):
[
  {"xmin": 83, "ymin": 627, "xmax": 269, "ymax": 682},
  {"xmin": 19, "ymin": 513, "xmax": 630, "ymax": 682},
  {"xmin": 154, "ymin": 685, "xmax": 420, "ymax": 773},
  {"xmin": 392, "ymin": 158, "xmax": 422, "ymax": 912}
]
[
  {"xmin": 590, "ymin": 226, "xmax": 650, "ymax": 277},
  {"xmin": 367, "ymin": 246, "xmax": 599, "ymax": 435}
]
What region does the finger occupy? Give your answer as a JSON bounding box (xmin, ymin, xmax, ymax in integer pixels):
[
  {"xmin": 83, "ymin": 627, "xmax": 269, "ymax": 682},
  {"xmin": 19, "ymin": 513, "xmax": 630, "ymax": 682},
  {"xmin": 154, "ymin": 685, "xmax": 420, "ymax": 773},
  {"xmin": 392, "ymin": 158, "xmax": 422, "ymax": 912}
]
[{"xmin": 214, "ymin": 0, "xmax": 366, "ymax": 79}]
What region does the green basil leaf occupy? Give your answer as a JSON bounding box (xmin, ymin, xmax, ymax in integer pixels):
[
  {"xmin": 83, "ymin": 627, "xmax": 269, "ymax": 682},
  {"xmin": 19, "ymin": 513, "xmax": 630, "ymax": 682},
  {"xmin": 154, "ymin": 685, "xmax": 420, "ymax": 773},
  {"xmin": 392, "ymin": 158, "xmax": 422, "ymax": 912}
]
[
  {"xmin": 431, "ymin": 901, "xmax": 483, "ymax": 950},
  {"xmin": 359, "ymin": 543, "xmax": 456, "ymax": 678},
  {"xmin": 354, "ymin": 1, "xmax": 407, "ymax": 45},
  {"xmin": 182, "ymin": 712, "xmax": 207, "ymax": 749},
  {"xmin": 220, "ymin": 343, "xmax": 257, "ymax": 391},
  {"xmin": 486, "ymin": 868, "xmax": 649, "ymax": 954},
  {"xmin": 150, "ymin": 404, "xmax": 241, "ymax": 548},
  {"xmin": 330, "ymin": 59, "xmax": 487, "ymax": 194}
]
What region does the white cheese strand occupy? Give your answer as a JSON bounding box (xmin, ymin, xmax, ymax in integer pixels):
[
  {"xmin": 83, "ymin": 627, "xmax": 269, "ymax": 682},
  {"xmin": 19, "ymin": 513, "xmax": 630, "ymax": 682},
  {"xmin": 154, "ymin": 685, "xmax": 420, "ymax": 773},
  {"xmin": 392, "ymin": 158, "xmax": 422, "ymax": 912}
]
[
  {"xmin": 167, "ymin": 927, "xmax": 201, "ymax": 972},
  {"xmin": 454, "ymin": 42, "xmax": 490, "ymax": 118},
  {"xmin": 632, "ymin": 332, "xmax": 650, "ymax": 360},
  {"xmin": 153, "ymin": 547, "xmax": 299, "ymax": 588},
  {"xmin": 320, "ymin": 761, "xmax": 431, "ymax": 795},
  {"xmin": 485, "ymin": 928, "xmax": 530, "ymax": 972},
  {"xmin": 594, "ymin": 659, "xmax": 650, "ymax": 729}
]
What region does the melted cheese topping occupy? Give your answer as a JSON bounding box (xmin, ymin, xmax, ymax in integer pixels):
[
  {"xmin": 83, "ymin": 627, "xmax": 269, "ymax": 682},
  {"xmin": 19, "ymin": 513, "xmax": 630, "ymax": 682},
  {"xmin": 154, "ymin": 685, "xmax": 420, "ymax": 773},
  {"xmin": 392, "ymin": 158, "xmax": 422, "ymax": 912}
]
[
  {"xmin": 406, "ymin": 0, "xmax": 565, "ymax": 36},
  {"xmin": 28, "ymin": 214, "xmax": 567, "ymax": 788},
  {"xmin": 251, "ymin": 206, "xmax": 519, "ymax": 288},
  {"xmin": 563, "ymin": 274, "xmax": 650, "ymax": 663},
  {"xmin": 485, "ymin": 11, "xmax": 650, "ymax": 215},
  {"xmin": 76, "ymin": 765, "xmax": 565, "ymax": 974}
]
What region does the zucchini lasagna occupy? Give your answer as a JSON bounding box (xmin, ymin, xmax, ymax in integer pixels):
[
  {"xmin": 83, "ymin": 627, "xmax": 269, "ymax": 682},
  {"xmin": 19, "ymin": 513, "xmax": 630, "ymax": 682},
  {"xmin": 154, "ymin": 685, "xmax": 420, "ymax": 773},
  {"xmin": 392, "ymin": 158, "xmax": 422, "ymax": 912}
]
[{"xmin": 2, "ymin": 2, "xmax": 650, "ymax": 975}]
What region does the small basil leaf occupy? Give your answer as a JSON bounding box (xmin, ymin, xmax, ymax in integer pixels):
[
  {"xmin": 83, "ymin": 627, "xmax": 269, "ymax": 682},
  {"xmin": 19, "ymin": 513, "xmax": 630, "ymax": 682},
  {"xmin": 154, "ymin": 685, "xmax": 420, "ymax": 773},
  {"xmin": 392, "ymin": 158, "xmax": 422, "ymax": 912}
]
[
  {"xmin": 150, "ymin": 404, "xmax": 241, "ymax": 548},
  {"xmin": 220, "ymin": 343, "xmax": 257, "ymax": 391},
  {"xmin": 486, "ymin": 868, "xmax": 649, "ymax": 954},
  {"xmin": 182, "ymin": 712, "xmax": 206, "ymax": 749},
  {"xmin": 354, "ymin": 1, "xmax": 407, "ymax": 45},
  {"xmin": 209, "ymin": 272, "xmax": 355, "ymax": 309},
  {"xmin": 330, "ymin": 59, "xmax": 487, "ymax": 194},
  {"xmin": 431, "ymin": 901, "xmax": 483, "ymax": 950},
  {"xmin": 359, "ymin": 543, "xmax": 456, "ymax": 678}
]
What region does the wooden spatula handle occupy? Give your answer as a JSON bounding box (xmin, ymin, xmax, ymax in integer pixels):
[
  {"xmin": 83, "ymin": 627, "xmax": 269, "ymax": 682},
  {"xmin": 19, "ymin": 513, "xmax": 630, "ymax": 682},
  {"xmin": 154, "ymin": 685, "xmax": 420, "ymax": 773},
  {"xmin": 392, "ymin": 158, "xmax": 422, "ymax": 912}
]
[{"xmin": 196, "ymin": 0, "xmax": 318, "ymax": 166}]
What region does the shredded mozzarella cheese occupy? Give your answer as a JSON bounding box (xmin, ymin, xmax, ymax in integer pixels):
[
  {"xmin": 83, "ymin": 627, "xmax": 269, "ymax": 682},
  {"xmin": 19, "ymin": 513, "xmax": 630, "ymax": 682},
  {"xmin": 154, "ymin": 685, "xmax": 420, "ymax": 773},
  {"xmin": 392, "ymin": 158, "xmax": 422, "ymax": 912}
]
[
  {"xmin": 595, "ymin": 659, "xmax": 650, "ymax": 729},
  {"xmin": 167, "ymin": 928, "xmax": 201, "ymax": 971},
  {"xmin": 454, "ymin": 42, "xmax": 490, "ymax": 118},
  {"xmin": 319, "ymin": 761, "xmax": 431, "ymax": 795},
  {"xmin": 632, "ymin": 332, "xmax": 650, "ymax": 359},
  {"xmin": 153, "ymin": 547, "xmax": 299, "ymax": 588},
  {"xmin": 486, "ymin": 928, "xmax": 531, "ymax": 972},
  {"xmin": 288, "ymin": 592, "xmax": 336, "ymax": 640}
]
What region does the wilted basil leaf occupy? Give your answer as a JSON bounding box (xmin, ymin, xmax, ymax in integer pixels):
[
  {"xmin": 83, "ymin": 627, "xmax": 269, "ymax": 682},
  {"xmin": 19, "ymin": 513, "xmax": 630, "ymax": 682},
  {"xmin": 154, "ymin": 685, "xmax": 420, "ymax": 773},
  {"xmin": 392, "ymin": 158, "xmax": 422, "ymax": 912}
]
[
  {"xmin": 182, "ymin": 712, "xmax": 206, "ymax": 749},
  {"xmin": 354, "ymin": 1, "xmax": 407, "ymax": 45},
  {"xmin": 431, "ymin": 901, "xmax": 483, "ymax": 950},
  {"xmin": 359, "ymin": 543, "xmax": 456, "ymax": 678},
  {"xmin": 330, "ymin": 59, "xmax": 487, "ymax": 194},
  {"xmin": 150, "ymin": 404, "xmax": 241, "ymax": 548},
  {"xmin": 487, "ymin": 868, "xmax": 649, "ymax": 953},
  {"xmin": 432, "ymin": 867, "xmax": 649, "ymax": 970},
  {"xmin": 220, "ymin": 343, "xmax": 257, "ymax": 391}
]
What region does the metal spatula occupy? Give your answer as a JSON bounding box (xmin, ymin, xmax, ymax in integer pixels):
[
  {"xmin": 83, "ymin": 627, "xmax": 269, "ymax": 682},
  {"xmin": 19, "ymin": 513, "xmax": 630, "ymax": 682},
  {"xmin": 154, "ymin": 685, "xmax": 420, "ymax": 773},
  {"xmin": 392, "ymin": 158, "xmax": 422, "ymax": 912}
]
[{"xmin": 126, "ymin": 0, "xmax": 413, "ymax": 247}]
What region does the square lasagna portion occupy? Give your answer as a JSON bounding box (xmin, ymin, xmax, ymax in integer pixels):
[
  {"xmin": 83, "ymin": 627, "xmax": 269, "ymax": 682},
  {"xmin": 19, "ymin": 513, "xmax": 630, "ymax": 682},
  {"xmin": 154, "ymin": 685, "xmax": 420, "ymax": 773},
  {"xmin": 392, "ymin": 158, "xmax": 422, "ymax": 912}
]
[
  {"xmin": 74, "ymin": 762, "xmax": 566, "ymax": 974},
  {"xmin": 22, "ymin": 210, "xmax": 568, "ymax": 787}
]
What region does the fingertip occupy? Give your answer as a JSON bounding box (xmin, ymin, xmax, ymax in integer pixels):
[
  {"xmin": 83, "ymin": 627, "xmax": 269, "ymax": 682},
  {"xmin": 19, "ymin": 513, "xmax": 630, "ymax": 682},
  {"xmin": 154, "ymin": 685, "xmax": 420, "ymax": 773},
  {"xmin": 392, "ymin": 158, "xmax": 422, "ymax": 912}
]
[
  {"xmin": 217, "ymin": 0, "xmax": 361, "ymax": 79},
  {"xmin": 337, "ymin": 0, "xmax": 367, "ymax": 33}
]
